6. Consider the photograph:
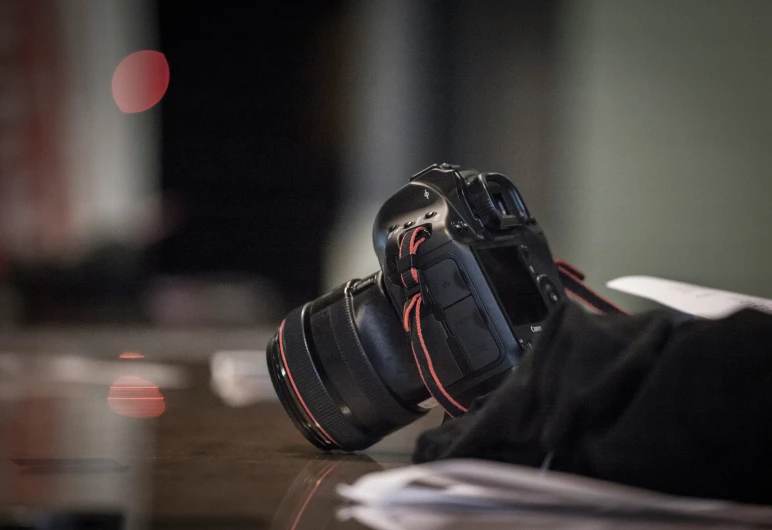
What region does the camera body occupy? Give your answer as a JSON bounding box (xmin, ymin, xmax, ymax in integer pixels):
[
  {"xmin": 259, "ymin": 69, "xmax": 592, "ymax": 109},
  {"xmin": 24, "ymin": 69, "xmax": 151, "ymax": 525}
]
[
  {"xmin": 267, "ymin": 163, "xmax": 564, "ymax": 451},
  {"xmin": 373, "ymin": 163, "xmax": 563, "ymax": 408}
]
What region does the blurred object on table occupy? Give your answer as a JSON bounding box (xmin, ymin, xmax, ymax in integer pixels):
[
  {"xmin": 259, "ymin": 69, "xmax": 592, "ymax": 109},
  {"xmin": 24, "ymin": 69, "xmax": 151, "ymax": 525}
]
[
  {"xmin": 146, "ymin": 275, "xmax": 285, "ymax": 328},
  {"xmin": 210, "ymin": 349, "xmax": 277, "ymax": 407},
  {"xmin": 0, "ymin": 352, "xmax": 186, "ymax": 530}
]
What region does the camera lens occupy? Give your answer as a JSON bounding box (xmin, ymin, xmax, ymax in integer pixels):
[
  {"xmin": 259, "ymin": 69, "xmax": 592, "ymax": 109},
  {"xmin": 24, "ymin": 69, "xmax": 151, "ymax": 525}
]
[{"xmin": 266, "ymin": 273, "xmax": 429, "ymax": 451}]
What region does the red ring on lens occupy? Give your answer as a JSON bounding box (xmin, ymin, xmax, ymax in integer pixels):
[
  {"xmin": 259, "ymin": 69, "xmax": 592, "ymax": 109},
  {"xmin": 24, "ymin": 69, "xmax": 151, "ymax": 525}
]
[{"xmin": 278, "ymin": 320, "xmax": 342, "ymax": 449}]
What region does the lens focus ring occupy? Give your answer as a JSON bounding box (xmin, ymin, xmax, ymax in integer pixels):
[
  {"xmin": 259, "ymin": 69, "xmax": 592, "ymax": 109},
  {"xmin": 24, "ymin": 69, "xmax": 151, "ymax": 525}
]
[
  {"xmin": 279, "ymin": 306, "xmax": 375, "ymax": 450},
  {"xmin": 323, "ymin": 293, "xmax": 422, "ymax": 430}
]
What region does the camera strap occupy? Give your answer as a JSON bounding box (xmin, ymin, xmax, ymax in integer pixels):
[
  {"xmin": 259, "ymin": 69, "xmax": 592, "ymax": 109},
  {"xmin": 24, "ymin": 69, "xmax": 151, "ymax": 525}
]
[
  {"xmin": 555, "ymin": 260, "xmax": 629, "ymax": 316},
  {"xmin": 398, "ymin": 227, "xmax": 629, "ymax": 419},
  {"xmin": 399, "ymin": 226, "xmax": 470, "ymax": 418}
]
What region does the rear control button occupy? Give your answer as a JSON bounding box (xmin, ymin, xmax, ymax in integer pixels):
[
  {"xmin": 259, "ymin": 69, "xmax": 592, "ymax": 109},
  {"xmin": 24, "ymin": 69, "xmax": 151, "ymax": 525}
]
[
  {"xmin": 404, "ymin": 221, "xmax": 415, "ymax": 229},
  {"xmin": 537, "ymin": 275, "xmax": 561, "ymax": 306},
  {"xmin": 451, "ymin": 221, "xmax": 469, "ymax": 232},
  {"xmin": 388, "ymin": 224, "xmax": 400, "ymax": 232},
  {"xmin": 424, "ymin": 211, "xmax": 437, "ymax": 219}
]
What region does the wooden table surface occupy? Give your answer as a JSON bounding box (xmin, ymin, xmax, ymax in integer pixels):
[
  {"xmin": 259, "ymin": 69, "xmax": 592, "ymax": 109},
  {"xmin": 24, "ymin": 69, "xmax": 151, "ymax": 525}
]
[{"xmin": 0, "ymin": 326, "xmax": 428, "ymax": 530}]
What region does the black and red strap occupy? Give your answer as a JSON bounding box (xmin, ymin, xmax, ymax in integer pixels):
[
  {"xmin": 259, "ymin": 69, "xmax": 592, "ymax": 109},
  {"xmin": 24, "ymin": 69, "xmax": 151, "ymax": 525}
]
[
  {"xmin": 403, "ymin": 291, "xmax": 469, "ymax": 417},
  {"xmin": 399, "ymin": 226, "xmax": 469, "ymax": 417},
  {"xmin": 398, "ymin": 227, "xmax": 629, "ymax": 417},
  {"xmin": 555, "ymin": 260, "xmax": 629, "ymax": 315},
  {"xmin": 397, "ymin": 226, "xmax": 428, "ymax": 294}
]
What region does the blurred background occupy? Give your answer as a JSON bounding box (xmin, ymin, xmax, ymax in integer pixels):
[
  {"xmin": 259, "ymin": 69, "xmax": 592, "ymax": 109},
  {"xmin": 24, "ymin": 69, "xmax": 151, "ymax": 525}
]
[
  {"xmin": 1, "ymin": 1, "xmax": 771, "ymax": 526},
  {"xmin": 0, "ymin": 0, "xmax": 770, "ymax": 329}
]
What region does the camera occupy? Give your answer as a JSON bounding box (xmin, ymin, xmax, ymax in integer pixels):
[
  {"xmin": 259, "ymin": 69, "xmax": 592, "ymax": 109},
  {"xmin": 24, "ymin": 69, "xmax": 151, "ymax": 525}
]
[{"xmin": 266, "ymin": 163, "xmax": 564, "ymax": 451}]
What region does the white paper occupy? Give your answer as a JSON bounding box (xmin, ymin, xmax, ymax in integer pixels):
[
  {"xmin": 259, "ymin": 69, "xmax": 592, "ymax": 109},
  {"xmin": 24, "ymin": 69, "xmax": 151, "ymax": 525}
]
[
  {"xmin": 336, "ymin": 459, "xmax": 772, "ymax": 529},
  {"xmin": 606, "ymin": 276, "xmax": 772, "ymax": 319},
  {"xmin": 209, "ymin": 349, "xmax": 278, "ymax": 406}
]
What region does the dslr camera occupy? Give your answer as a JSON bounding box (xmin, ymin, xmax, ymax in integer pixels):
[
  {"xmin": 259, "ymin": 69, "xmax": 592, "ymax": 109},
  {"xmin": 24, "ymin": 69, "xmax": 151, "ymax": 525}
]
[{"xmin": 267, "ymin": 163, "xmax": 564, "ymax": 451}]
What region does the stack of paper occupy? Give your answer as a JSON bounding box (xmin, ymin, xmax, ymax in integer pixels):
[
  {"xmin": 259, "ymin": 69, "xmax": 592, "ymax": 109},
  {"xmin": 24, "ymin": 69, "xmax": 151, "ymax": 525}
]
[{"xmin": 337, "ymin": 459, "xmax": 772, "ymax": 529}]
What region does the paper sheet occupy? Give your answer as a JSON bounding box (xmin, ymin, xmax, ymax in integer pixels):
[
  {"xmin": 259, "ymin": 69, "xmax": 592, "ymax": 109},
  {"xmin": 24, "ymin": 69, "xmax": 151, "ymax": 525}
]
[
  {"xmin": 606, "ymin": 276, "xmax": 772, "ymax": 318},
  {"xmin": 336, "ymin": 459, "xmax": 772, "ymax": 529}
]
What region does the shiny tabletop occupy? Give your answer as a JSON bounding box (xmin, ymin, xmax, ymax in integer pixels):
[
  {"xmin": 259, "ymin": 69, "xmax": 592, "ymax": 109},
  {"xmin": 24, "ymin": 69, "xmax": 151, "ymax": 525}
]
[
  {"xmin": 5, "ymin": 327, "xmax": 763, "ymax": 530},
  {"xmin": 0, "ymin": 326, "xmax": 437, "ymax": 530},
  {"xmin": 150, "ymin": 363, "xmax": 419, "ymax": 530}
]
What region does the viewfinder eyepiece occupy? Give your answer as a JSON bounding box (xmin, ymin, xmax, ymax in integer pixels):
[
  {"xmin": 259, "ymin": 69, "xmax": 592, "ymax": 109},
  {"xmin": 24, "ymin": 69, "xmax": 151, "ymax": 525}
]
[{"xmin": 465, "ymin": 172, "xmax": 531, "ymax": 230}]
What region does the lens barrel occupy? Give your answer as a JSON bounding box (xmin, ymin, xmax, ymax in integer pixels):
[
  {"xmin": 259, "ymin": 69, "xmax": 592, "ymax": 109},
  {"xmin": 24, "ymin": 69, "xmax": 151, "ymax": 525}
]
[{"xmin": 266, "ymin": 273, "xmax": 428, "ymax": 451}]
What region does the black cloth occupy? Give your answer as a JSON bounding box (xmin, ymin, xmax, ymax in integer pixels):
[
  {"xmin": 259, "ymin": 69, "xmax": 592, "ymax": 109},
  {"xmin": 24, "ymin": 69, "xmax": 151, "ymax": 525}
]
[{"xmin": 413, "ymin": 302, "xmax": 772, "ymax": 505}]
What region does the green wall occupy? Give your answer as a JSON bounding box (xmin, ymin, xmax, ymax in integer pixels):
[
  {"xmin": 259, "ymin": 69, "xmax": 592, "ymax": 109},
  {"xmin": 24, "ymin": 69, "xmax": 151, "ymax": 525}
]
[{"xmin": 546, "ymin": 0, "xmax": 772, "ymax": 311}]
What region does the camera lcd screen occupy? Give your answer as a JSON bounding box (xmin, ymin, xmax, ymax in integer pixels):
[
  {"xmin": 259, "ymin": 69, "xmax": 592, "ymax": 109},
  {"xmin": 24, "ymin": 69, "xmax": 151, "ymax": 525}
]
[{"xmin": 473, "ymin": 243, "xmax": 548, "ymax": 326}]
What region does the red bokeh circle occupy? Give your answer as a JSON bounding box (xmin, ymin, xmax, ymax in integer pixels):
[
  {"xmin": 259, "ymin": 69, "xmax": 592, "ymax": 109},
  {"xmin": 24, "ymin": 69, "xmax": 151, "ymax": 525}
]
[
  {"xmin": 112, "ymin": 50, "xmax": 170, "ymax": 113},
  {"xmin": 108, "ymin": 375, "xmax": 166, "ymax": 419}
]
